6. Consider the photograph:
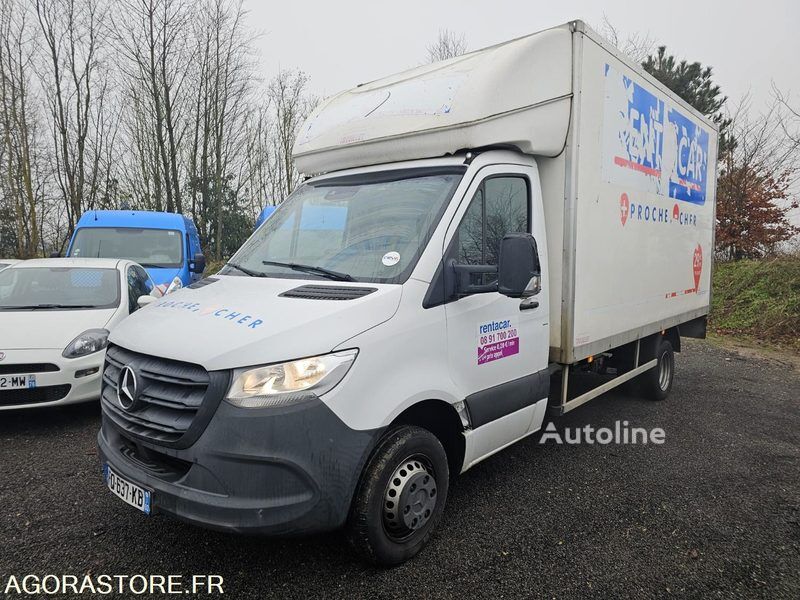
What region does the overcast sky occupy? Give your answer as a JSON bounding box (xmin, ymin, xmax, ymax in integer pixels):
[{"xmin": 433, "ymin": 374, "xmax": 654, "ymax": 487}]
[
  {"xmin": 245, "ymin": 0, "xmax": 800, "ymax": 226},
  {"xmin": 246, "ymin": 0, "xmax": 800, "ymax": 113}
]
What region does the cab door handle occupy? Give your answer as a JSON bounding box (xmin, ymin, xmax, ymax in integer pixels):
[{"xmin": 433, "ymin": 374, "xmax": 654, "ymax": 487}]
[{"xmin": 520, "ymin": 299, "xmax": 539, "ymax": 311}]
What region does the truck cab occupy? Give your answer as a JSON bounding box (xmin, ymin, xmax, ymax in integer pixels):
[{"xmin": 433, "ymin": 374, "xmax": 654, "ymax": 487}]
[{"xmin": 67, "ymin": 210, "xmax": 205, "ymax": 292}]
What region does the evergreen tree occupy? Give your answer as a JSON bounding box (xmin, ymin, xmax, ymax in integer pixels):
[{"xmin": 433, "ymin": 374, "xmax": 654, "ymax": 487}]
[{"xmin": 642, "ymin": 46, "xmax": 734, "ymax": 156}]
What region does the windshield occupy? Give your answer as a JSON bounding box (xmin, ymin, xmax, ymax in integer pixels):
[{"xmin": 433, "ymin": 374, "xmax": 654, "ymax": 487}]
[
  {"xmin": 70, "ymin": 227, "xmax": 183, "ymax": 268},
  {"xmin": 0, "ymin": 267, "xmax": 120, "ymax": 310},
  {"xmin": 225, "ymin": 167, "xmax": 465, "ymax": 283}
]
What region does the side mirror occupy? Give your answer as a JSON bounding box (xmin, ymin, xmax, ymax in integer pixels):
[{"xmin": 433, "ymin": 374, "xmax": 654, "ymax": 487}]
[
  {"xmin": 498, "ymin": 233, "xmax": 541, "ymax": 298},
  {"xmin": 137, "ymin": 295, "xmax": 157, "ymax": 309},
  {"xmin": 189, "ymin": 252, "xmax": 206, "ymax": 273}
]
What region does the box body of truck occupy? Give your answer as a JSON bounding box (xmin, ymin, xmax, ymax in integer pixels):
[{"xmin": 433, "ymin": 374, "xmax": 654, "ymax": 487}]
[{"xmin": 294, "ymin": 20, "xmax": 718, "ymax": 367}]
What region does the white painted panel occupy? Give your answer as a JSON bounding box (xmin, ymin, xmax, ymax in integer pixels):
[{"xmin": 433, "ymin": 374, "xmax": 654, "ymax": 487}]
[
  {"xmin": 568, "ymin": 35, "xmax": 717, "ymax": 358},
  {"xmin": 462, "ymin": 399, "xmax": 548, "ymax": 472},
  {"xmin": 294, "ymin": 25, "xmax": 573, "ymax": 174}
]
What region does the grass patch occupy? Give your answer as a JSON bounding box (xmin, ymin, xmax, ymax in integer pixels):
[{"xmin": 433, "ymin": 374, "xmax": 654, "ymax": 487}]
[{"xmin": 711, "ymin": 257, "xmax": 800, "ymax": 349}]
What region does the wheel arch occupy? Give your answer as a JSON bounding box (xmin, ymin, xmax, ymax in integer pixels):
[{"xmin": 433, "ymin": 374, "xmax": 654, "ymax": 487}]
[
  {"xmin": 389, "ymin": 399, "xmax": 466, "ymax": 476},
  {"xmin": 664, "ymin": 326, "xmax": 681, "ymax": 353}
]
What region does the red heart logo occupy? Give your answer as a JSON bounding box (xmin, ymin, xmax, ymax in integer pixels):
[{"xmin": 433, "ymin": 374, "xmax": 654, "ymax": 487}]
[
  {"xmin": 620, "ymin": 193, "xmax": 629, "ymax": 226},
  {"xmin": 692, "ymin": 244, "xmax": 703, "ymax": 291}
]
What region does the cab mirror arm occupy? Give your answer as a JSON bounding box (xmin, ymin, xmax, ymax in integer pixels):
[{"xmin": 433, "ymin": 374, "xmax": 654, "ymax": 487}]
[{"xmin": 445, "ymin": 259, "xmax": 498, "ymax": 299}]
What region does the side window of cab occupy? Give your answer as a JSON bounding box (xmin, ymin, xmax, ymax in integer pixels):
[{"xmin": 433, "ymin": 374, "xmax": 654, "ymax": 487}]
[
  {"xmin": 449, "ymin": 176, "xmax": 530, "ymax": 288},
  {"xmin": 127, "ymin": 265, "xmax": 154, "ymax": 313}
]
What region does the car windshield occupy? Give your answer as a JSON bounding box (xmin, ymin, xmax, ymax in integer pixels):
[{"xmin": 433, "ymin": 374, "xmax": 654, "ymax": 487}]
[
  {"xmin": 0, "ymin": 267, "xmax": 120, "ymax": 310},
  {"xmin": 70, "ymin": 227, "xmax": 183, "ymax": 268},
  {"xmin": 226, "ymin": 168, "xmax": 465, "ymax": 283}
]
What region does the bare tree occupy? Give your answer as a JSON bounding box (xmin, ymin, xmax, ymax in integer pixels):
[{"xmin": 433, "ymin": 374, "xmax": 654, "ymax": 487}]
[
  {"xmin": 772, "ymin": 84, "xmax": 800, "ymax": 149},
  {"xmin": 716, "ymin": 95, "xmax": 800, "ymax": 259},
  {"xmin": 598, "ymin": 16, "xmax": 656, "ymax": 65},
  {"xmin": 185, "ymin": 0, "xmax": 254, "ymax": 259},
  {"xmin": 267, "ymin": 69, "xmax": 313, "ymax": 199},
  {"xmin": 113, "ymin": 0, "xmax": 192, "ymax": 213},
  {"xmin": 0, "ymin": 0, "xmax": 317, "ymax": 259},
  {"xmin": 426, "ymin": 29, "xmax": 468, "ymax": 63},
  {"xmin": 0, "ymin": 0, "xmax": 43, "ymax": 257},
  {"xmin": 35, "ymin": 0, "xmax": 113, "ymax": 244}
]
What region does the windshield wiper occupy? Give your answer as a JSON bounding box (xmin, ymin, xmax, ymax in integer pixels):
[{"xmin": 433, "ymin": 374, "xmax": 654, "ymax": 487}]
[
  {"xmin": 0, "ymin": 303, "xmax": 97, "ymax": 310},
  {"xmin": 261, "ymin": 261, "xmax": 355, "ymax": 282},
  {"xmin": 226, "ymin": 262, "xmax": 269, "ymax": 278}
]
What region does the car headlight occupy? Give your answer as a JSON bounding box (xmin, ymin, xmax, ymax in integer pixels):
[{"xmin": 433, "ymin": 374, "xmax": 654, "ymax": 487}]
[
  {"xmin": 62, "ymin": 329, "xmax": 110, "ymax": 359},
  {"xmin": 226, "ymin": 349, "xmax": 358, "ymax": 408}
]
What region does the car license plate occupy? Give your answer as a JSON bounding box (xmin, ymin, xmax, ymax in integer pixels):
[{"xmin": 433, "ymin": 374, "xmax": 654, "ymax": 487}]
[
  {"xmin": 0, "ymin": 374, "xmax": 36, "ymax": 390},
  {"xmin": 104, "ymin": 464, "xmax": 151, "ymax": 515}
]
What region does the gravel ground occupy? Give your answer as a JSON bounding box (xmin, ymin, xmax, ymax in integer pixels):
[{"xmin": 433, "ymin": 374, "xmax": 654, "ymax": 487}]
[{"xmin": 0, "ymin": 339, "xmax": 798, "ymax": 599}]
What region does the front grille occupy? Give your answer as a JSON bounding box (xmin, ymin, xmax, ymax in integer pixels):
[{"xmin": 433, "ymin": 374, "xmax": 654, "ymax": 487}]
[
  {"xmin": 0, "ymin": 384, "xmax": 71, "ymax": 407},
  {"xmin": 102, "ymin": 344, "xmax": 228, "ymax": 448},
  {"xmin": 0, "ymin": 363, "xmax": 59, "ymax": 376}
]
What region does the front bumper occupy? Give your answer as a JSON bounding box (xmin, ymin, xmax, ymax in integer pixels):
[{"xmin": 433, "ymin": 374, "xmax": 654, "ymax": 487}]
[
  {"xmin": 98, "ymin": 396, "xmax": 381, "ymax": 535},
  {"xmin": 0, "ymin": 348, "xmax": 105, "ymax": 410}
]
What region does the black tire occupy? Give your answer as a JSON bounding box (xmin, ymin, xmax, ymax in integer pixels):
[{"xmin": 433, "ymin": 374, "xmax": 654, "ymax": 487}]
[
  {"xmin": 639, "ymin": 337, "xmax": 675, "ymax": 401},
  {"xmin": 346, "ymin": 425, "xmax": 449, "ymax": 566}
]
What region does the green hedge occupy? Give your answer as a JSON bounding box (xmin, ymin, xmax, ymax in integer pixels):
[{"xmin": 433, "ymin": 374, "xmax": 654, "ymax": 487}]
[{"xmin": 711, "ymin": 258, "xmax": 800, "ymax": 348}]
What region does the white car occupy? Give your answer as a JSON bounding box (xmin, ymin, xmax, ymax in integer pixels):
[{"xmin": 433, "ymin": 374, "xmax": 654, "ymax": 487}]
[
  {"xmin": 0, "ymin": 258, "xmax": 162, "ymax": 410},
  {"xmin": 0, "ymin": 259, "xmax": 20, "ymax": 271}
]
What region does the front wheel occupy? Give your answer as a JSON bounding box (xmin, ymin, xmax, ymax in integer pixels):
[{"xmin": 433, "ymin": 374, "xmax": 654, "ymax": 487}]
[
  {"xmin": 640, "ymin": 338, "xmax": 675, "ymax": 401},
  {"xmin": 346, "ymin": 425, "xmax": 449, "ymax": 566}
]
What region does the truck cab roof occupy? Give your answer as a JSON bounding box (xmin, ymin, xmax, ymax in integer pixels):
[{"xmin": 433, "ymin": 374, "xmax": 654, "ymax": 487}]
[{"xmin": 75, "ymin": 210, "xmax": 193, "ymax": 232}]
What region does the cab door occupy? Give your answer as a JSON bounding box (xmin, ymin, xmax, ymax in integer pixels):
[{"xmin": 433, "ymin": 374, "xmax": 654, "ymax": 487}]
[{"xmin": 442, "ymin": 164, "xmax": 549, "ymax": 465}]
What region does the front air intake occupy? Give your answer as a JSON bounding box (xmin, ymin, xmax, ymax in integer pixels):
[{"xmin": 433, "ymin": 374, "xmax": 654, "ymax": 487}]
[{"xmin": 279, "ymin": 285, "xmax": 377, "ymax": 300}]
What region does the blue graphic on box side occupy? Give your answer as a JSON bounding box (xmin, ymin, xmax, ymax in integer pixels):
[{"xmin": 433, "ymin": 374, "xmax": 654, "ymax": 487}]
[
  {"xmin": 616, "ymin": 74, "xmax": 664, "ymax": 174},
  {"xmin": 667, "ymin": 108, "xmax": 709, "ymax": 205}
]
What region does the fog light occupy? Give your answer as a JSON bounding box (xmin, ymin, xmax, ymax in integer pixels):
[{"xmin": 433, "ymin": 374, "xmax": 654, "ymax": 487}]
[{"xmin": 75, "ymin": 367, "xmax": 100, "ymax": 379}]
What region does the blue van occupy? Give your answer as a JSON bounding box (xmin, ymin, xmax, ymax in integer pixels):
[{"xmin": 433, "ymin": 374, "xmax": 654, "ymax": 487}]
[
  {"xmin": 255, "ymin": 204, "xmax": 277, "ymax": 230},
  {"xmin": 66, "ymin": 210, "xmax": 205, "ymax": 290}
]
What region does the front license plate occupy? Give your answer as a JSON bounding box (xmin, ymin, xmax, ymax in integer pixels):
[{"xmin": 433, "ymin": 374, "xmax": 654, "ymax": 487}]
[
  {"xmin": 0, "ymin": 374, "xmax": 36, "ymax": 390},
  {"xmin": 104, "ymin": 464, "xmax": 151, "ymax": 515}
]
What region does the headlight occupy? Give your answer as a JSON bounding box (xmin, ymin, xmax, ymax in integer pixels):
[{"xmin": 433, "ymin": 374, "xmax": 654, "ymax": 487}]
[
  {"xmin": 62, "ymin": 329, "xmax": 110, "ymax": 359},
  {"xmin": 226, "ymin": 349, "xmax": 358, "ymax": 408}
]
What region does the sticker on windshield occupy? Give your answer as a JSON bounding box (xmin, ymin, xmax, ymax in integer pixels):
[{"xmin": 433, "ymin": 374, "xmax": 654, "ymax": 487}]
[
  {"xmin": 382, "ymin": 251, "xmax": 400, "ymax": 267},
  {"xmin": 477, "ymin": 318, "xmax": 519, "ymax": 365}
]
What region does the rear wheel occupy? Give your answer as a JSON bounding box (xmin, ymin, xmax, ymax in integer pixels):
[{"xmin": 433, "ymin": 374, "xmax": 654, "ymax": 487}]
[
  {"xmin": 347, "ymin": 425, "xmax": 449, "ymax": 566},
  {"xmin": 640, "ymin": 337, "xmax": 674, "ymax": 401}
]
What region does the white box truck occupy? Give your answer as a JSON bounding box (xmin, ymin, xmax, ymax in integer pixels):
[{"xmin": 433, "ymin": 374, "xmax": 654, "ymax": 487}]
[{"xmin": 98, "ymin": 20, "xmax": 718, "ymax": 565}]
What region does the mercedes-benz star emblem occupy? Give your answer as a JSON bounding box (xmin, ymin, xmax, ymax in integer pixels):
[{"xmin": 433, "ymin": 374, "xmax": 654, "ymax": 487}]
[{"xmin": 117, "ymin": 365, "xmax": 140, "ymax": 411}]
